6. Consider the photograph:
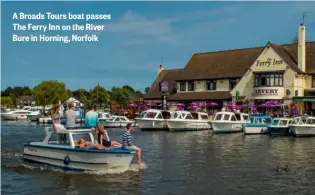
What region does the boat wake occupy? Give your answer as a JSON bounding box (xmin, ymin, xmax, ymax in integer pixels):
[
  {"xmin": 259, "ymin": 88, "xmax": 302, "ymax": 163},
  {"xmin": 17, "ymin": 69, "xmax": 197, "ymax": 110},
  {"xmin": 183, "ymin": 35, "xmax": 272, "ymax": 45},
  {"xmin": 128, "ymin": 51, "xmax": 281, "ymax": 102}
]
[{"xmin": 3, "ymin": 162, "xmax": 146, "ymax": 175}]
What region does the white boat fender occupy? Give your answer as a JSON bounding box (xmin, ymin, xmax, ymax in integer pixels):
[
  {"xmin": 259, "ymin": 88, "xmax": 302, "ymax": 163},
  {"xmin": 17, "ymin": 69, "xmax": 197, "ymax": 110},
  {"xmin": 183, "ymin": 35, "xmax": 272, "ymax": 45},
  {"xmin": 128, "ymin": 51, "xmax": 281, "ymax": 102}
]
[{"xmin": 64, "ymin": 155, "xmax": 71, "ymax": 165}]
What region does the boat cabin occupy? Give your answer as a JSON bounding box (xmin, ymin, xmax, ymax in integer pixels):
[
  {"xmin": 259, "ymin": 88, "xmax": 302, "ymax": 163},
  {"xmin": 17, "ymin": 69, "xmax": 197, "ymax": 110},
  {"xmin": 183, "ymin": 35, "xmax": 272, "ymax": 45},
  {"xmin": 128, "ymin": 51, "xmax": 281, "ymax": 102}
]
[
  {"xmin": 170, "ymin": 111, "xmax": 209, "ymax": 120},
  {"xmin": 270, "ymin": 118, "xmax": 293, "ymax": 127},
  {"xmin": 139, "ymin": 109, "xmax": 172, "ymax": 120},
  {"xmin": 212, "ymin": 112, "xmax": 249, "ymax": 122},
  {"xmin": 42, "ymin": 127, "xmax": 110, "ymax": 148},
  {"xmin": 106, "ymin": 115, "xmax": 130, "ymax": 122},
  {"xmin": 305, "ymin": 117, "xmax": 315, "ymax": 125},
  {"xmin": 248, "ymin": 114, "xmax": 273, "ymax": 124}
]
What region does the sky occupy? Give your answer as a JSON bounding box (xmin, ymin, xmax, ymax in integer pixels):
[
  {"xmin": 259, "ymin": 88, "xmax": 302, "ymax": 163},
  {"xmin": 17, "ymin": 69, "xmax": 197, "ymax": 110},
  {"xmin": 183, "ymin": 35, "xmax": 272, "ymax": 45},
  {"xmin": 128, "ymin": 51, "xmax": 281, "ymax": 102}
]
[{"xmin": 1, "ymin": 1, "xmax": 315, "ymax": 92}]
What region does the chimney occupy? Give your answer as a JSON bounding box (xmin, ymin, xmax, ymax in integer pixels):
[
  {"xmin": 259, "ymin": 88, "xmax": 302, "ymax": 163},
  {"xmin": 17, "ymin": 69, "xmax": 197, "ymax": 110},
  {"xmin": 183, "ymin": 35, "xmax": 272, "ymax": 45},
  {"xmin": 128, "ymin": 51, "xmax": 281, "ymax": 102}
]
[
  {"xmin": 298, "ymin": 24, "xmax": 306, "ymax": 72},
  {"xmin": 158, "ymin": 64, "xmax": 164, "ymax": 75}
]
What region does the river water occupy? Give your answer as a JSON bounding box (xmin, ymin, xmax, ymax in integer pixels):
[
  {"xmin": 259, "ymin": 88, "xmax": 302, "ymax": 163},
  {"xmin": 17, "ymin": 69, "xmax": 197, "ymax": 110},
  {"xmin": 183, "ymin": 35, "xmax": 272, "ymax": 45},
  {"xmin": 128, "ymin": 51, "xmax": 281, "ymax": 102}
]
[{"xmin": 1, "ymin": 120, "xmax": 315, "ymax": 195}]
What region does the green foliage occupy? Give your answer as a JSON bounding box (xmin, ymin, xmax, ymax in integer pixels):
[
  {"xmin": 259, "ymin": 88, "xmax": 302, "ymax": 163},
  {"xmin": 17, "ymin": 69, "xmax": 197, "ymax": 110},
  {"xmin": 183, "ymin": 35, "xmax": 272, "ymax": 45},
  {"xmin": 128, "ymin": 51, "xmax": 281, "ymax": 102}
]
[
  {"xmin": 89, "ymin": 85, "xmax": 110, "ymax": 107},
  {"xmin": 145, "ymin": 87, "xmax": 150, "ymax": 93},
  {"xmin": 4, "ymin": 86, "xmax": 33, "ymax": 96},
  {"xmin": 76, "ymin": 88, "xmax": 89, "ymax": 102},
  {"xmin": 110, "ymin": 86, "xmax": 132, "ymax": 106},
  {"xmin": 33, "ymin": 81, "xmax": 68, "ymax": 106},
  {"xmin": 122, "ymin": 85, "xmax": 135, "ymax": 93},
  {"xmin": 9, "ymin": 93, "xmax": 17, "ymax": 106},
  {"xmin": 1, "ymin": 96, "xmax": 14, "ymax": 107}
]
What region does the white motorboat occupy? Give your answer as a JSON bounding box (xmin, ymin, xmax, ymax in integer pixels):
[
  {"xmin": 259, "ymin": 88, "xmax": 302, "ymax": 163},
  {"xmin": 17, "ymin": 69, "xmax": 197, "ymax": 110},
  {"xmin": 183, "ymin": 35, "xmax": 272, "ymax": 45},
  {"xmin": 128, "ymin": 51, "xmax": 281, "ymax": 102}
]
[
  {"xmin": 98, "ymin": 112, "xmax": 111, "ymax": 122},
  {"xmin": 135, "ymin": 109, "xmax": 172, "ymax": 131},
  {"xmin": 210, "ymin": 111, "xmax": 249, "ymax": 133},
  {"xmin": 23, "ymin": 127, "xmax": 136, "ymax": 172},
  {"xmin": 289, "ymin": 116, "xmax": 315, "ymax": 137},
  {"xmin": 1, "ymin": 109, "xmax": 32, "ymax": 120},
  {"xmin": 166, "ymin": 111, "xmax": 210, "ymax": 131},
  {"xmin": 100, "ymin": 115, "xmax": 137, "ymax": 128},
  {"xmin": 268, "ymin": 118, "xmax": 293, "ymax": 136},
  {"xmin": 243, "ymin": 114, "xmax": 273, "ymax": 135},
  {"xmin": 26, "ymin": 107, "xmax": 44, "ymax": 121}
]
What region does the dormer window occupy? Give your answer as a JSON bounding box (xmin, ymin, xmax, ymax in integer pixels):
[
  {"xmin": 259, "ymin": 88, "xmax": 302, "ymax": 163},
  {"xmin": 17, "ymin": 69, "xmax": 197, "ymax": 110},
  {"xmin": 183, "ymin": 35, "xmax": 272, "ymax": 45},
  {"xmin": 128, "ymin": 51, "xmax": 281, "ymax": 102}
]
[
  {"xmin": 188, "ymin": 81, "xmax": 195, "ymax": 91},
  {"xmin": 206, "ymin": 80, "xmax": 216, "ymax": 90},
  {"xmin": 179, "ymin": 81, "xmax": 186, "ymax": 91}
]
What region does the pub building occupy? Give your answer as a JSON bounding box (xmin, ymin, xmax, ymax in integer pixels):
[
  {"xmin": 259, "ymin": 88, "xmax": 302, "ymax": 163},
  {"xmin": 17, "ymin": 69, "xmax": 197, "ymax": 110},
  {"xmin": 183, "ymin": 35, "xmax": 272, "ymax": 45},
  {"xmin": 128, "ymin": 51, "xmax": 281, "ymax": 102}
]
[{"xmin": 144, "ymin": 24, "xmax": 315, "ymax": 115}]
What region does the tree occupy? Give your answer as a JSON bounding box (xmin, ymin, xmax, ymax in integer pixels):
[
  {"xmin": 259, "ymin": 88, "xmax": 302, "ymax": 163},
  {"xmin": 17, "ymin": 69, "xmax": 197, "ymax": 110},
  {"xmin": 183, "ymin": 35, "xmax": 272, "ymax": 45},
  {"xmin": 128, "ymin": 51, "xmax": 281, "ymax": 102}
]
[
  {"xmin": 145, "ymin": 87, "xmax": 150, "ymax": 93},
  {"xmin": 1, "ymin": 97, "xmax": 14, "ymax": 107},
  {"xmin": 89, "ymin": 85, "xmax": 110, "ymax": 107},
  {"xmin": 33, "ymin": 81, "xmax": 68, "ymax": 106},
  {"xmin": 122, "ymin": 85, "xmax": 135, "ymax": 93},
  {"xmin": 110, "ymin": 86, "xmax": 132, "ymax": 106},
  {"xmin": 4, "ymin": 86, "xmax": 33, "ymax": 96},
  {"xmin": 75, "ymin": 88, "xmax": 89, "ymax": 102}
]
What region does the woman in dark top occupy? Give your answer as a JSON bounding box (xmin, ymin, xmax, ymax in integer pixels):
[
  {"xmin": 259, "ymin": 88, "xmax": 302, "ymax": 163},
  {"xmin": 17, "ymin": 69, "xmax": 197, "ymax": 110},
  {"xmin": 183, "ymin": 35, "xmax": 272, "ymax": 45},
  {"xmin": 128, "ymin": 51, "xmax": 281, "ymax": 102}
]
[{"xmin": 95, "ymin": 124, "xmax": 122, "ymax": 148}]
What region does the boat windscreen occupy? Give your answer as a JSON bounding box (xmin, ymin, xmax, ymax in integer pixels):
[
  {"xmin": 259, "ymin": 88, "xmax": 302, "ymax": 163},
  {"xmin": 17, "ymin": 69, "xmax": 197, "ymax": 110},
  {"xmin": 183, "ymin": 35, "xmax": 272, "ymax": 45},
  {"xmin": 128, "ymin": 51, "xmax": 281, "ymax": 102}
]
[
  {"xmin": 139, "ymin": 112, "xmax": 147, "ymax": 118},
  {"xmin": 200, "ymin": 115, "xmax": 208, "ymax": 120},
  {"xmin": 306, "ymin": 118, "xmax": 315, "ymax": 124},
  {"xmin": 214, "ymin": 114, "xmax": 223, "ymax": 121},
  {"xmin": 272, "ymin": 120, "xmax": 279, "ymax": 125},
  {"xmin": 191, "ymin": 113, "xmax": 198, "ymax": 119}
]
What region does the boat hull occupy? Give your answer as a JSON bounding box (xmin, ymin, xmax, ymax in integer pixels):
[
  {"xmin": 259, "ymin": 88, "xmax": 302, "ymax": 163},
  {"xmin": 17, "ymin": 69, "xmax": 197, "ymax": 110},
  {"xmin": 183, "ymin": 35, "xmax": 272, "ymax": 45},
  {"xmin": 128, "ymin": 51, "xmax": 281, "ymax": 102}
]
[
  {"xmin": 268, "ymin": 127, "xmax": 291, "ymax": 136},
  {"xmin": 27, "ymin": 114, "xmax": 41, "ymax": 121},
  {"xmin": 290, "ymin": 125, "xmax": 315, "ymax": 137},
  {"xmin": 38, "ymin": 117, "xmax": 52, "ymax": 124},
  {"xmin": 210, "ymin": 121, "xmax": 243, "ymax": 133},
  {"xmin": 23, "ymin": 144, "xmax": 135, "ymax": 172},
  {"xmin": 243, "ymin": 126, "xmax": 269, "ymax": 135},
  {"xmin": 136, "ymin": 119, "xmax": 168, "ymax": 131},
  {"xmin": 167, "ymin": 120, "xmax": 210, "ymax": 132},
  {"xmin": 1, "ymin": 114, "xmax": 28, "ymax": 120}
]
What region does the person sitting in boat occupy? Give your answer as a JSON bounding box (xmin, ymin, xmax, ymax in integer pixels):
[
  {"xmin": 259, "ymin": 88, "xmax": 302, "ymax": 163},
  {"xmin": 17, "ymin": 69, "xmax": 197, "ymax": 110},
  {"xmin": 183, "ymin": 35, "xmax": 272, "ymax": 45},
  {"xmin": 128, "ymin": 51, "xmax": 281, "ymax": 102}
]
[
  {"xmin": 95, "ymin": 124, "xmax": 122, "ymax": 148},
  {"xmin": 77, "ymin": 137, "xmax": 109, "ymax": 150},
  {"xmin": 122, "ymin": 123, "xmax": 144, "ymax": 167},
  {"xmin": 51, "ymin": 104, "xmax": 66, "ymax": 131}
]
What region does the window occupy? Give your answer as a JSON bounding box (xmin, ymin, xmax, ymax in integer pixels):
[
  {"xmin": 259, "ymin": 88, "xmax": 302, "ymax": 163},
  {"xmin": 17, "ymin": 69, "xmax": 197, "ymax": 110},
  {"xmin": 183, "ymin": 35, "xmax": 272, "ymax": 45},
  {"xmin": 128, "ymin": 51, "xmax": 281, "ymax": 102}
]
[
  {"xmin": 114, "ymin": 118, "xmax": 120, "ymax": 121},
  {"xmin": 243, "ymin": 115, "xmax": 249, "ymax": 121},
  {"xmin": 235, "ymin": 114, "xmax": 241, "ymax": 121},
  {"xmin": 272, "ymin": 120, "xmax": 279, "ymax": 125},
  {"xmin": 279, "ymin": 120, "xmax": 288, "ymax": 126},
  {"xmin": 312, "ymin": 75, "xmax": 315, "ymax": 88},
  {"xmin": 185, "ymin": 114, "xmax": 193, "ymax": 119},
  {"xmin": 188, "ymin": 81, "xmax": 195, "ymax": 91},
  {"xmin": 214, "ymin": 114, "xmax": 222, "ymax": 121},
  {"xmin": 120, "ymin": 117, "xmax": 126, "ymax": 121},
  {"xmin": 231, "ymin": 115, "xmax": 237, "ymax": 121},
  {"xmin": 156, "ymin": 114, "xmax": 163, "ymax": 119},
  {"xmin": 73, "ymin": 133, "xmax": 91, "ymax": 143},
  {"xmin": 255, "ymin": 73, "xmax": 283, "ymax": 87},
  {"xmin": 146, "ymin": 112, "xmax": 157, "ymax": 119},
  {"xmin": 200, "ymin": 115, "xmax": 208, "ymax": 120},
  {"xmin": 223, "ymin": 114, "xmax": 230, "ymax": 121},
  {"xmin": 230, "ymin": 78, "xmax": 240, "ymax": 90},
  {"xmin": 206, "ymin": 80, "xmax": 216, "ymax": 90},
  {"xmin": 180, "ymin": 82, "xmax": 186, "ymax": 91},
  {"xmin": 48, "ymin": 133, "xmax": 70, "ymax": 146},
  {"xmin": 139, "ymin": 112, "xmax": 147, "ymax": 118}
]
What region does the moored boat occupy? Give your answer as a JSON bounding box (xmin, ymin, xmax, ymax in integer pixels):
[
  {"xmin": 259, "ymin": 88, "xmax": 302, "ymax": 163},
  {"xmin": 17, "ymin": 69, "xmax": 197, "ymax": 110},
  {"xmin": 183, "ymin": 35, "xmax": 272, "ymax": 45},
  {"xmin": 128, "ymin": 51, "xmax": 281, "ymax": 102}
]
[
  {"xmin": 210, "ymin": 111, "xmax": 249, "ymax": 133},
  {"xmin": 23, "ymin": 127, "xmax": 136, "ymax": 172},
  {"xmin": 166, "ymin": 111, "xmax": 210, "ymax": 132},
  {"xmin": 290, "ymin": 116, "xmax": 315, "ymax": 137},
  {"xmin": 135, "ymin": 109, "xmax": 172, "ymax": 131},
  {"xmin": 268, "ymin": 118, "xmax": 293, "ymax": 136},
  {"xmin": 1, "ymin": 109, "xmax": 32, "ymax": 120},
  {"xmin": 101, "ymin": 115, "xmax": 137, "ymax": 128},
  {"xmin": 243, "ymin": 114, "xmax": 273, "ymax": 135}
]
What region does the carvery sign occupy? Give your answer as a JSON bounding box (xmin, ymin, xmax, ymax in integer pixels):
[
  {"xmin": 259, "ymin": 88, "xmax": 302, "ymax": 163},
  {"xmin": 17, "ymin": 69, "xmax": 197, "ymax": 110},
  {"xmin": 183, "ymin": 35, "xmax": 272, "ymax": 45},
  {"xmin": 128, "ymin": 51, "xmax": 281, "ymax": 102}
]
[{"xmin": 254, "ymin": 88, "xmax": 279, "ymax": 96}]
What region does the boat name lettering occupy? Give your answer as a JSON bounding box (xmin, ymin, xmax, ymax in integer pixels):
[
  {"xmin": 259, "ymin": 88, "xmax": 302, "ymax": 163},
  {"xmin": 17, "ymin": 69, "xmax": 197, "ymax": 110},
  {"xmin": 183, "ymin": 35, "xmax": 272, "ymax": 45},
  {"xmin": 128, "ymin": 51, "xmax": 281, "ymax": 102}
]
[
  {"xmin": 28, "ymin": 148, "xmax": 38, "ymax": 152},
  {"xmin": 256, "ymin": 58, "xmax": 283, "ymax": 67}
]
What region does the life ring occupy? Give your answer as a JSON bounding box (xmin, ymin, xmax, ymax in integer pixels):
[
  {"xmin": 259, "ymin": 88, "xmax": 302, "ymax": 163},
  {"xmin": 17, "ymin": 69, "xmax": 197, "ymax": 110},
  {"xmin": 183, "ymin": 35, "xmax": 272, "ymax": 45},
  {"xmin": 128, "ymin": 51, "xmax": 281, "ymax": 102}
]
[{"xmin": 63, "ymin": 155, "xmax": 70, "ymax": 165}]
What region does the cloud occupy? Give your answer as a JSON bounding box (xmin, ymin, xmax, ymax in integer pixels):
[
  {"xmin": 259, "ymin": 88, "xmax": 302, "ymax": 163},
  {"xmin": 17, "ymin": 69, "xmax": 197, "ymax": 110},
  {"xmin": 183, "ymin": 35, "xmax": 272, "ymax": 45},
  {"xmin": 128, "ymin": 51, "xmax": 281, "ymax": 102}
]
[{"xmin": 104, "ymin": 10, "xmax": 178, "ymax": 36}]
